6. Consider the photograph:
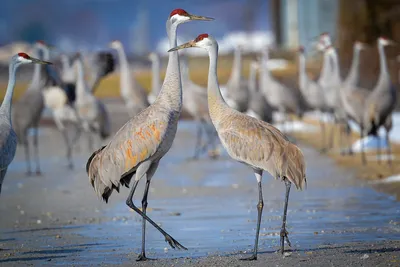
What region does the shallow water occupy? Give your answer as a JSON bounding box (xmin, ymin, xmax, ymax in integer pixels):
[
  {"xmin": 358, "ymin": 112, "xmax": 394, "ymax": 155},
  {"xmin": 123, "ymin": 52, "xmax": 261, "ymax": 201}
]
[
  {"xmin": 1, "ymin": 120, "xmax": 399, "ymax": 265},
  {"xmin": 76, "ymin": 121, "xmax": 400, "ymax": 259}
]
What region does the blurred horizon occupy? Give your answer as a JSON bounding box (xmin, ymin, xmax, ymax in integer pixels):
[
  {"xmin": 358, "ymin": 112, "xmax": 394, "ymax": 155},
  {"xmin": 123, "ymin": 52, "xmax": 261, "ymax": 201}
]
[{"xmin": 0, "ymin": 0, "xmax": 270, "ymax": 55}]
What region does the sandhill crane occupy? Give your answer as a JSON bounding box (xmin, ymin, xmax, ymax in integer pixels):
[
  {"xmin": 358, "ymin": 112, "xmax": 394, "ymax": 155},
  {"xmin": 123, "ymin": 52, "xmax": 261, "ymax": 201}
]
[
  {"xmin": 180, "ymin": 53, "xmax": 218, "ymax": 159},
  {"xmin": 297, "ymin": 46, "xmax": 328, "ymax": 145},
  {"xmin": 225, "ymin": 45, "xmax": 250, "ymax": 112},
  {"xmin": 148, "ymin": 52, "xmax": 161, "ymax": 104},
  {"xmin": 339, "ymin": 41, "xmax": 370, "ymax": 161},
  {"xmin": 169, "ymin": 33, "xmax": 306, "ymax": 260},
  {"xmin": 12, "ymin": 41, "xmax": 50, "ymax": 175},
  {"xmin": 86, "ymin": 9, "xmax": 213, "ymax": 261},
  {"xmin": 59, "ymin": 53, "xmax": 77, "ymax": 104},
  {"xmin": 363, "ymin": 37, "xmax": 397, "ymax": 165},
  {"xmin": 259, "ymin": 47, "xmax": 305, "ymax": 133},
  {"xmin": 74, "ymin": 53, "xmax": 111, "ymax": 150},
  {"xmin": 43, "ymin": 51, "xmax": 115, "ymax": 168},
  {"xmin": 109, "ymin": 40, "xmax": 149, "ymax": 117},
  {"xmin": 245, "ymin": 60, "xmax": 273, "ymax": 123},
  {"xmin": 0, "ymin": 53, "xmax": 50, "ymax": 195}
]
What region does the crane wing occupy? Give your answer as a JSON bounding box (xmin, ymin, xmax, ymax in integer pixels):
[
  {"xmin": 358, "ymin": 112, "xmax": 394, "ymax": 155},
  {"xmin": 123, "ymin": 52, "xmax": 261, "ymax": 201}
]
[
  {"xmin": 86, "ymin": 108, "xmax": 169, "ymax": 202},
  {"xmin": 218, "ymin": 113, "xmax": 306, "ymax": 190}
]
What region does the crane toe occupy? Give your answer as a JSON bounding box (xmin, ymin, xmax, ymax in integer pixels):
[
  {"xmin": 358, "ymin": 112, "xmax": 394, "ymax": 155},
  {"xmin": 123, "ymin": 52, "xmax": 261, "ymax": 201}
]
[{"xmin": 164, "ymin": 234, "xmax": 187, "ymax": 250}]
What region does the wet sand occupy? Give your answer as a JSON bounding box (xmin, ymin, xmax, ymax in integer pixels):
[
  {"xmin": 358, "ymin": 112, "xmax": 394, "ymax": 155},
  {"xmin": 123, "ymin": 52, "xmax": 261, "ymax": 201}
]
[{"xmin": 1, "ymin": 100, "xmax": 400, "ymax": 266}]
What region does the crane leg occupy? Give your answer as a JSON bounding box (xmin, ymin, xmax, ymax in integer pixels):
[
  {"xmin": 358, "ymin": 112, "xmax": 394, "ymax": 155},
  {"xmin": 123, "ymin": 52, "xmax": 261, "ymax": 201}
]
[
  {"xmin": 137, "ymin": 160, "xmax": 159, "ymax": 261},
  {"xmin": 33, "ymin": 127, "xmax": 41, "ymax": 175},
  {"xmin": 61, "ymin": 130, "xmax": 73, "ymax": 169},
  {"xmin": 360, "ymin": 126, "xmax": 367, "ymax": 165},
  {"xmin": 346, "ymin": 123, "xmax": 353, "ymax": 155},
  {"xmin": 386, "ymin": 131, "xmax": 392, "ymax": 167},
  {"xmin": 126, "ymin": 162, "xmax": 187, "ymax": 255},
  {"xmin": 319, "ymin": 119, "xmax": 326, "ymax": 152},
  {"xmin": 280, "ymin": 178, "xmax": 292, "ymax": 254},
  {"xmin": 376, "ymin": 134, "xmax": 381, "ymax": 164},
  {"xmin": 23, "ymin": 136, "xmax": 32, "ymax": 176},
  {"xmin": 192, "ymin": 119, "xmax": 204, "ymax": 159},
  {"xmin": 241, "ymin": 169, "xmax": 264, "ymax": 261}
]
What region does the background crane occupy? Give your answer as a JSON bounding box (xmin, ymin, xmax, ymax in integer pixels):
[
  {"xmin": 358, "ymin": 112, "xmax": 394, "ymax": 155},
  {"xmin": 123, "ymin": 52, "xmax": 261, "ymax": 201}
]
[{"xmin": 0, "ymin": 53, "xmax": 50, "ymax": 195}]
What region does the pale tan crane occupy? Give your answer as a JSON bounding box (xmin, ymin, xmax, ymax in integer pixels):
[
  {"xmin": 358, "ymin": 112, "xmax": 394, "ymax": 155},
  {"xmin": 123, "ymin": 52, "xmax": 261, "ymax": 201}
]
[{"xmin": 169, "ymin": 33, "xmax": 306, "ymax": 260}]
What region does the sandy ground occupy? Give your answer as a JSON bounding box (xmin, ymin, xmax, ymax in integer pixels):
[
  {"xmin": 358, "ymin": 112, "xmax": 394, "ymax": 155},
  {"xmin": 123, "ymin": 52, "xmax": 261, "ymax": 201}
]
[{"xmin": 1, "ymin": 99, "xmax": 400, "ymax": 266}]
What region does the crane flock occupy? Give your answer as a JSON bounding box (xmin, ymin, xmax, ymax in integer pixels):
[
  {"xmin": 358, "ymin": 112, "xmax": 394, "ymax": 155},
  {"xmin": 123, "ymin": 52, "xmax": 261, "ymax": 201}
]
[{"xmin": 0, "ymin": 6, "xmax": 398, "ymax": 263}]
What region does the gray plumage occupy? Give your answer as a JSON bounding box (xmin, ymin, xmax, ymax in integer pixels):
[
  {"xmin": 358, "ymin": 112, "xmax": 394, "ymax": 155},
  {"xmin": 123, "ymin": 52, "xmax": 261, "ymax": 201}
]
[
  {"xmin": 180, "ymin": 53, "xmax": 218, "ymax": 158},
  {"xmin": 259, "ymin": 48, "xmax": 305, "ymax": 133},
  {"xmin": 245, "ymin": 60, "xmax": 273, "ymax": 123},
  {"xmin": 74, "ymin": 53, "xmax": 111, "ymax": 150},
  {"xmin": 225, "ymin": 46, "xmax": 250, "ymax": 112},
  {"xmin": 363, "ymin": 37, "xmax": 397, "ymax": 164},
  {"xmin": 170, "ymin": 34, "xmax": 306, "ymax": 260},
  {"xmin": 86, "ymin": 10, "xmax": 213, "ymax": 261},
  {"xmin": 12, "ymin": 42, "xmax": 50, "ymax": 175},
  {"xmin": 1, "ymin": 53, "xmax": 50, "ymax": 195},
  {"xmin": 109, "ymin": 40, "xmax": 149, "ymax": 117},
  {"xmin": 148, "ymin": 52, "xmax": 161, "ymax": 104}
]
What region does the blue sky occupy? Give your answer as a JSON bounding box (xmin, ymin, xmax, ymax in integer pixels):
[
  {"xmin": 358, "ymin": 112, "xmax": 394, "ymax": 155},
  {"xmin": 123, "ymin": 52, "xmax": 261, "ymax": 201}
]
[{"xmin": 0, "ymin": 0, "xmax": 269, "ymax": 53}]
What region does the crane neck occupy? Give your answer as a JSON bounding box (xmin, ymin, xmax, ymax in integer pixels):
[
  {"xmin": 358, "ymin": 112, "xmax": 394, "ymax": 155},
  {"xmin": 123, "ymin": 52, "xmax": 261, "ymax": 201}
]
[
  {"xmin": 1, "ymin": 60, "xmax": 19, "ymax": 123},
  {"xmin": 75, "ymin": 57, "xmax": 90, "ymax": 97},
  {"xmin": 248, "ymin": 64, "xmax": 257, "ymax": 93},
  {"xmin": 329, "ymin": 49, "xmax": 341, "ymax": 83},
  {"xmin": 344, "ymin": 45, "xmax": 361, "ymax": 87},
  {"xmin": 260, "ymin": 51, "xmax": 272, "ymax": 92},
  {"xmin": 228, "ymin": 48, "xmax": 242, "ymax": 85},
  {"xmin": 179, "ymin": 55, "xmax": 190, "ymax": 84},
  {"xmin": 29, "ymin": 46, "xmax": 43, "ymax": 90},
  {"xmin": 376, "ymin": 42, "xmax": 390, "ymax": 89},
  {"xmin": 154, "ymin": 20, "xmax": 182, "ymax": 112},
  {"xmin": 150, "ymin": 55, "xmax": 161, "ymax": 97},
  {"xmin": 207, "ymin": 43, "xmax": 228, "ymax": 125},
  {"xmin": 298, "ymin": 52, "xmax": 308, "ymax": 93},
  {"xmin": 114, "ymin": 44, "xmax": 133, "ymax": 94},
  {"xmin": 319, "ymin": 49, "xmax": 332, "ymax": 84}
]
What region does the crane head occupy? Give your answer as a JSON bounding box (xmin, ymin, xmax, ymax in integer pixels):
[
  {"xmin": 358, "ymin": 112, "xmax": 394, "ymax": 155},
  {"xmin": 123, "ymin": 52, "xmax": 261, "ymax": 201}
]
[
  {"xmin": 355, "ymin": 41, "xmax": 367, "ymax": 50},
  {"xmin": 298, "ymin": 46, "xmax": 305, "ymax": 53},
  {"xmin": 148, "ymin": 52, "xmax": 159, "ymax": 62},
  {"xmin": 35, "ymin": 40, "xmax": 55, "ymax": 50},
  {"xmin": 168, "ymin": 33, "xmax": 215, "ymax": 52},
  {"xmin": 378, "ymin": 36, "xmax": 397, "ymax": 46},
  {"xmin": 109, "ymin": 40, "xmax": 122, "ymax": 49},
  {"xmin": 14, "ymin": 52, "xmax": 52, "ymax": 65},
  {"xmin": 169, "ymin": 8, "xmax": 213, "ymax": 25}
]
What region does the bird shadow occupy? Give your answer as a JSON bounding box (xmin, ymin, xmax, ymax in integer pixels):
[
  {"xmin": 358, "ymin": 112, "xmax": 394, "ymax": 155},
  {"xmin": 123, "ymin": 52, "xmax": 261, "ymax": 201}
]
[
  {"xmin": 4, "ymin": 225, "xmax": 83, "ymax": 234},
  {"xmin": 0, "ymin": 255, "xmax": 66, "ymax": 263},
  {"xmin": 344, "ymin": 247, "xmax": 400, "ymax": 254},
  {"xmin": 22, "ymin": 248, "xmax": 83, "ymax": 255}
]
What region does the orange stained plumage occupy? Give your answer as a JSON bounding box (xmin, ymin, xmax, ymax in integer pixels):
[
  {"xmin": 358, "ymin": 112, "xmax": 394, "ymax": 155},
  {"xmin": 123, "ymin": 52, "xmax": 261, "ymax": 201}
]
[
  {"xmin": 125, "ymin": 146, "xmax": 138, "ymax": 172},
  {"xmin": 150, "ymin": 123, "xmax": 161, "ymax": 141}
]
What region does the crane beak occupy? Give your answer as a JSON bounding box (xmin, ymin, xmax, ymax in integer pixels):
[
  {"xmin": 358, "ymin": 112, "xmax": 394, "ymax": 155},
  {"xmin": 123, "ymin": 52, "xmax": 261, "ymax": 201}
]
[
  {"xmin": 30, "ymin": 57, "xmax": 52, "ymax": 65},
  {"xmin": 188, "ymin": 13, "xmax": 214, "ymax": 21},
  {"xmin": 388, "ymin": 40, "xmax": 398, "ymax": 46},
  {"xmin": 168, "ymin": 40, "xmax": 196, "ymax": 52}
]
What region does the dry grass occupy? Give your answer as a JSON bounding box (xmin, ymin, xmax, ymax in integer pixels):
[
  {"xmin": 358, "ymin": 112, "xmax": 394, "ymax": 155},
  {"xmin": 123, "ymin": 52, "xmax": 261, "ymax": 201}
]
[{"xmin": 0, "ymin": 55, "xmax": 300, "ymax": 102}]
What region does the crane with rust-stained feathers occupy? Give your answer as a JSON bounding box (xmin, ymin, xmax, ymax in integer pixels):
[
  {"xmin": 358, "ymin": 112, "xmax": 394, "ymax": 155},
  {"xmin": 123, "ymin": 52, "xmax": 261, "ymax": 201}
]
[
  {"xmin": 86, "ymin": 9, "xmax": 213, "ymax": 261},
  {"xmin": 169, "ymin": 33, "xmax": 306, "ymax": 261},
  {"xmin": 0, "ymin": 53, "xmax": 51, "ymax": 195}
]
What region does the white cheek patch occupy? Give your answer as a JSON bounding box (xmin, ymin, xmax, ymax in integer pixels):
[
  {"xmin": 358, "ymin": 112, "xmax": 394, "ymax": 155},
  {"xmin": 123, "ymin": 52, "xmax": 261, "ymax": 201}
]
[
  {"xmin": 196, "ymin": 39, "xmax": 208, "ymax": 47},
  {"xmin": 18, "ymin": 56, "xmax": 32, "ymax": 63},
  {"xmin": 171, "ymin": 14, "xmax": 189, "ymax": 23}
]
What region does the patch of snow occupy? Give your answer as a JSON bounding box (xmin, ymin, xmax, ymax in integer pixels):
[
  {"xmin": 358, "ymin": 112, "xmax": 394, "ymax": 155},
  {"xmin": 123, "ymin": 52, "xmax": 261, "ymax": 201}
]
[
  {"xmin": 351, "ymin": 136, "xmax": 388, "ymax": 152},
  {"xmin": 369, "ymin": 174, "xmax": 400, "ymax": 184},
  {"xmin": 273, "ymin": 121, "xmax": 318, "ymax": 133}
]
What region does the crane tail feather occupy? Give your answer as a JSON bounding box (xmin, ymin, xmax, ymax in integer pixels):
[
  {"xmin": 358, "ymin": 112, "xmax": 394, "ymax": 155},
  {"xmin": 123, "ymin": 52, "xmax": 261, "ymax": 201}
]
[{"xmin": 282, "ymin": 143, "xmax": 307, "ymax": 190}]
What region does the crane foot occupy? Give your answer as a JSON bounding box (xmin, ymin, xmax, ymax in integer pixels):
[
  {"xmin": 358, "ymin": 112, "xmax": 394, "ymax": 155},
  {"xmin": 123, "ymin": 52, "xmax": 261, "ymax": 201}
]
[
  {"xmin": 280, "ymin": 228, "xmax": 291, "ymax": 254},
  {"xmin": 136, "ymin": 253, "xmax": 153, "ymax": 261},
  {"xmin": 164, "ymin": 234, "xmax": 187, "ymax": 250},
  {"xmin": 240, "ymin": 254, "xmax": 257, "ymax": 261}
]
